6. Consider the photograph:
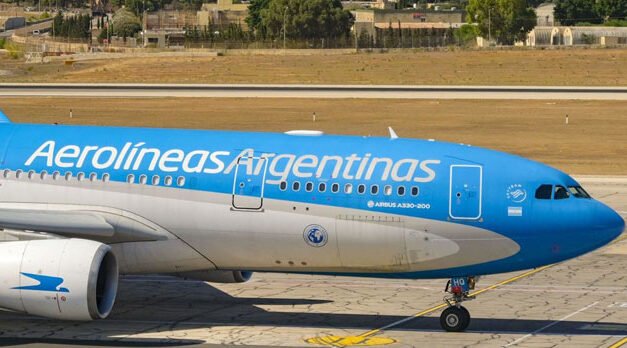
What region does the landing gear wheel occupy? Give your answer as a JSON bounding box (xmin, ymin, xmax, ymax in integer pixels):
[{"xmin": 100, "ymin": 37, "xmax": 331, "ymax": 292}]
[{"xmin": 440, "ymin": 306, "xmax": 471, "ymax": 332}]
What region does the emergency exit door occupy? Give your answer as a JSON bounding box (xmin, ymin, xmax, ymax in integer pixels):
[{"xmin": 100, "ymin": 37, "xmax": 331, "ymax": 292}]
[
  {"xmin": 232, "ymin": 156, "xmax": 268, "ymax": 210},
  {"xmin": 449, "ymin": 165, "xmax": 483, "ymax": 220}
]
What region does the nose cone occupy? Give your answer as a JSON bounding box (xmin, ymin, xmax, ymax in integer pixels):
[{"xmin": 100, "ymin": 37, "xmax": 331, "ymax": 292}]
[{"xmin": 594, "ymin": 202, "xmax": 625, "ymax": 245}]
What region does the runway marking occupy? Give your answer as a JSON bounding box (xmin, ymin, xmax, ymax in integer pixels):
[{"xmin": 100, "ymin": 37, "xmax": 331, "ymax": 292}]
[
  {"xmin": 609, "ymin": 337, "xmax": 627, "ymax": 348},
  {"xmin": 304, "ymin": 336, "xmax": 396, "ymax": 347},
  {"xmin": 502, "ymin": 301, "xmax": 599, "ymax": 347},
  {"xmin": 305, "ymin": 265, "xmax": 552, "ymax": 346}
]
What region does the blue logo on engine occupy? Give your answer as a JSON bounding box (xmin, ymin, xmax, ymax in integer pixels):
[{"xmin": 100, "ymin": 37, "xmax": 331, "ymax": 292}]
[
  {"xmin": 13, "ymin": 272, "xmax": 69, "ymax": 293},
  {"xmin": 304, "ymin": 225, "xmax": 328, "ymax": 247}
]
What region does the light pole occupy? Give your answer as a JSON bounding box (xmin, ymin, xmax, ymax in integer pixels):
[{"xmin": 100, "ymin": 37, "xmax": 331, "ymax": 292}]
[{"xmin": 283, "ymin": 6, "xmax": 288, "ymax": 50}]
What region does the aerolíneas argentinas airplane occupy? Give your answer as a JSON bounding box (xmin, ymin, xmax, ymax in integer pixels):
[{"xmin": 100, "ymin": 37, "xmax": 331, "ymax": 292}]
[{"xmin": 0, "ymin": 111, "xmax": 623, "ymax": 332}]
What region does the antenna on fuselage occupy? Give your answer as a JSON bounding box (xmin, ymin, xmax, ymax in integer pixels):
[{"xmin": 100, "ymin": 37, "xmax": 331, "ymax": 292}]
[{"xmin": 388, "ymin": 127, "xmax": 399, "ymax": 140}]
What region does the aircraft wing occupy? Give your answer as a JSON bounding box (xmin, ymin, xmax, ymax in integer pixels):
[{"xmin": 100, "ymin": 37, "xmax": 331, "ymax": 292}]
[{"xmin": 0, "ymin": 204, "xmax": 171, "ymax": 243}]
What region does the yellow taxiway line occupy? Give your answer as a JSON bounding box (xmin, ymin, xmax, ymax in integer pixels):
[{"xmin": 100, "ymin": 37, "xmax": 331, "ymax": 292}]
[
  {"xmin": 609, "ymin": 337, "xmax": 627, "ymax": 348},
  {"xmin": 305, "ymin": 265, "xmax": 553, "ymax": 346},
  {"xmin": 357, "ymin": 265, "xmax": 553, "ymax": 338}
]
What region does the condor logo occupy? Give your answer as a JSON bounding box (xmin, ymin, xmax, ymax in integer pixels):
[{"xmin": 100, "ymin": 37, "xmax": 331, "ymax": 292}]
[{"xmin": 12, "ymin": 272, "xmax": 69, "ymax": 293}]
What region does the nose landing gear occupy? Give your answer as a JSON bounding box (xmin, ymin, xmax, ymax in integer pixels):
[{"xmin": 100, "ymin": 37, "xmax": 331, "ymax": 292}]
[{"xmin": 439, "ymin": 276, "xmax": 477, "ymax": 332}]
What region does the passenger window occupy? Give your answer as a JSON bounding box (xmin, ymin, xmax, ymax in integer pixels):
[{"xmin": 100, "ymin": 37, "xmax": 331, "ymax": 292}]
[
  {"xmin": 357, "ymin": 184, "xmax": 366, "ymax": 194},
  {"xmin": 52, "ymin": 171, "xmax": 60, "ymax": 180},
  {"xmin": 331, "ymin": 183, "xmax": 340, "ymax": 193},
  {"xmin": 535, "ymin": 184, "xmax": 552, "ymax": 199},
  {"xmin": 411, "ymin": 186, "xmax": 419, "ymax": 196},
  {"xmin": 164, "ymin": 176, "xmax": 173, "ymax": 186},
  {"xmin": 292, "ymin": 181, "xmax": 300, "ymax": 191},
  {"xmin": 102, "ymin": 173, "xmax": 110, "ymax": 182},
  {"xmin": 344, "ymin": 183, "xmax": 353, "ymax": 194},
  {"xmin": 28, "ymin": 170, "xmax": 35, "ymax": 179},
  {"xmin": 398, "ymin": 186, "xmax": 405, "ymax": 196},
  {"xmin": 127, "ymin": 174, "xmax": 135, "ymax": 184},
  {"xmin": 554, "ymin": 185, "xmax": 569, "ymax": 200},
  {"xmin": 77, "ymin": 172, "xmax": 85, "ymax": 181},
  {"xmin": 15, "ymin": 169, "xmax": 22, "ymax": 178},
  {"xmin": 139, "ymin": 174, "xmax": 147, "ymax": 184},
  {"xmin": 384, "ymin": 185, "xmax": 392, "ymax": 195},
  {"xmin": 64, "ymin": 172, "xmax": 72, "ymax": 181},
  {"xmin": 89, "ymin": 173, "xmax": 97, "ymax": 182},
  {"xmin": 40, "ymin": 170, "xmax": 47, "ymax": 180},
  {"xmin": 306, "ymin": 182, "xmax": 314, "ymax": 192},
  {"xmin": 318, "ymin": 182, "xmax": 326, "ymax": 192},
  {"xmin": 152, "ymin": 175, "xmax": 160, "ymax": 185},
  {"xmin": 371, "ymin": 185, "xmax": 379, "ymax": 195},
  {"xmin": 280, "ymin": 181, "xmax": 287, "ymax": 191},
  {"xmin": 177, "ymin": 176, "xmax": 185, "ymax": 186},
  {"xmin": 2, "ymin": 169, "xmax": 9, "ymax": 178}
]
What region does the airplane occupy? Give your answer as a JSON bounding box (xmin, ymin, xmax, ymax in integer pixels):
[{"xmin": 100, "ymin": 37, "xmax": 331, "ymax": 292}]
[{"xmin": 0, "ymin": 110, "xmax": 623, "ymax": 332}]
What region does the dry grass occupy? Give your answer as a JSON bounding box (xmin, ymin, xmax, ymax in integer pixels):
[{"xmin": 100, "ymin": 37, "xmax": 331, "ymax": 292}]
[
  {"xmin": 1, "ymin": 97, "xmax": 625, "ymax": 175},
  {"xmin": 1, "ymin": 48, "xmax": 627, "ymax": 85}
]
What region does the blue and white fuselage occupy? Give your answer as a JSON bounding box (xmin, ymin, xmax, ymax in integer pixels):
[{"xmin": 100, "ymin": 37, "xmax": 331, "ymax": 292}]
[{"xmin": 0, "ymin": 122, "xmax": 622, "ymax": 282}]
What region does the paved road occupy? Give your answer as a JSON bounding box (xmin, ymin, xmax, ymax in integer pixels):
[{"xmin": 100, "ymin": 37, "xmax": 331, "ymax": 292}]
[
  {"xmin": 0, "ymin": 177, "xmax": 624, "ymax": 347},
  {"xmin": 1, "ymin": 84, "xmax": 627, "ymax": 100}
]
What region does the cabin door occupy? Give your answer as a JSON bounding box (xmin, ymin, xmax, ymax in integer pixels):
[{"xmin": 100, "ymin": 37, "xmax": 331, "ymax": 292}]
[
  {"xmin": 232, "ymin": 156, "xmax": 268, "ymax": 210},
  {"xmin": 449, "ymin": 165, "xmax": 483, "ymax": 220}
]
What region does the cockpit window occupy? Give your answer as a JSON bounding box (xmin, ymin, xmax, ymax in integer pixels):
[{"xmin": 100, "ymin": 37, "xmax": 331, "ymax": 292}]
[
  {"xmin": 568, "ymin": 186, "xmax": 591, "ymax": 198},
  {"xmin": 554, "ymin": 185, "xmax": 570, "ymax": 200},
  {"xmin": 535, "ymin": 184, "xmax": 553, "ymax": 199}
]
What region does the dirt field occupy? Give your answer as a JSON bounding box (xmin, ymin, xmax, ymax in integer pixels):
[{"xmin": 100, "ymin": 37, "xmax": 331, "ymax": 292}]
[
  {"xmin": 1, "ymin": 48, "xmax": 627, "ymax": 85},
  {"xmin": 1, "ymin": 97, "xmax": 625, "ymax": 175}
]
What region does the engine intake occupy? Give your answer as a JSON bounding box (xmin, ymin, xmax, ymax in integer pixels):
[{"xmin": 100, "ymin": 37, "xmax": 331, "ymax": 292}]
[{"xmin": 0, "ymin": 238, "xmax": 119, "ymax": 320}]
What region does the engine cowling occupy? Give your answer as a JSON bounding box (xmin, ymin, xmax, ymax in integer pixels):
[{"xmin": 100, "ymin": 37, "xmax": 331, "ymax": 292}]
[
  {"xmin": 0, "ymin": 238, "xmax": 118, "ymax": 320},
  {"xmin": 176, "ymin": 270, "xmax": 253, "ymax": 283}
]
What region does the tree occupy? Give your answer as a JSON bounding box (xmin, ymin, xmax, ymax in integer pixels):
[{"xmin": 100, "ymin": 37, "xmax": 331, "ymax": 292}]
[
  {"xmin": 246, "ymin": 0, "xmax": 271, "ymax": 36},
  {"xmin": 594, "ymin": 0, "xmax": 627, "ymax": 22},
  {"xmin": 111, "ymin": 7, "xmax": 141, "ymax": 38},
  {"xmin": 454, "ymin": 24, "xmax": 479, "ymax": 46},
  {"xmin": 554, "ymin": 0, "xmax": 601, "ymax": 25},
  {"xmin": 254, "ymin": 0, "xmax": 353, "ymax": 41},
  {"xmin": 526, "ymin": 0, "xmax": 547, "ymax": 8},
  {"xmin": 466, "ymin": 0, "xmax": 536, "ymax": 44}
]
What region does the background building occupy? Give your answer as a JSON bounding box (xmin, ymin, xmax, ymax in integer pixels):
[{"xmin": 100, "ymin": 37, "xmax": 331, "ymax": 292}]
[
  {"xmin": 353, "ymin": 8, "xmax": 465, "ymax": 41},
  {"xmin": 197, "ymin": 0, "xmax": 248, "ymax": 29},
  {"xmin": 536, "ymin": 3, "xmax": 556, "ymax": 27}
]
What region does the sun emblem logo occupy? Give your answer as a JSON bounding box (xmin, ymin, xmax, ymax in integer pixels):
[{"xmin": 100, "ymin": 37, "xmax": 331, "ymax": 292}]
[{"xmin": 506, "ymin": 184, "xmax": 527, "ymax": 203}]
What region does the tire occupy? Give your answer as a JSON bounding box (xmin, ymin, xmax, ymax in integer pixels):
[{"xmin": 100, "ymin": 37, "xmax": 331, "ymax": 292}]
[
  {"xmin": 459, "ymin": 306, "xmax": 471, "ymax": 331},
  {"xmin": 440, "ymin": 306, "xmax": 471, "ymax": 332}
]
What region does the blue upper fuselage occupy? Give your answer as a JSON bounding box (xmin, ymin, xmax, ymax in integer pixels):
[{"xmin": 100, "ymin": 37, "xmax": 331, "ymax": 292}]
[{"xmin": 0, "ymin": 123, "xmax": 623, "ymax": 277}]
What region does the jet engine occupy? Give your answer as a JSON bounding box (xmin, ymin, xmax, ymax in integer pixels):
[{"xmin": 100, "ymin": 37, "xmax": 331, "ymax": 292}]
[
  {"xmin": 0, "ymin": 238, "xmax": 118, "ymax": 320},
  {"xmin": 176, "ymin": 270, "xmax": 253, "ymax": 283}
]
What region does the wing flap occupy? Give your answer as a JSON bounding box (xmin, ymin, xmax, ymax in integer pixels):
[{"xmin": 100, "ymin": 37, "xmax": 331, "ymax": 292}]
[
  {"xmin": 0, "ymin": 209, "xmax": 114, "ymax": 237},
  {"xmin": 0, "ymin": 205, "xmax": 172, "ymax": 242}
]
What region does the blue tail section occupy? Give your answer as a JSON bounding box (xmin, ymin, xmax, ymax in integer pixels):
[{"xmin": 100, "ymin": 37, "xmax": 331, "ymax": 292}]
[{"xmin": 0, "ymin": 110, "xmax": 11, "ymax": 123}]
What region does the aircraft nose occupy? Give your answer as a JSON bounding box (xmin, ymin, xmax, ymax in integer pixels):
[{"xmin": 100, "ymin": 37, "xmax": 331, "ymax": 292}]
[{"xmin": 594, "ymin": 202, "xmax": 625, "ymax": 243}]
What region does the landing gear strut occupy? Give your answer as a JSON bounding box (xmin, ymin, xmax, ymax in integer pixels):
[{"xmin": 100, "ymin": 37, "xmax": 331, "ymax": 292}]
[{"xmin": 439, "ymin": 276, "xmax": 477, "ymax": 332}]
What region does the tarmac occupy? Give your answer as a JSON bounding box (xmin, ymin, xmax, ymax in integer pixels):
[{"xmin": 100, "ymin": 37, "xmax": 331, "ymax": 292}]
[{"xmin": 0, "ymin": 176, "xmax": 625, "ymax": 348}]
